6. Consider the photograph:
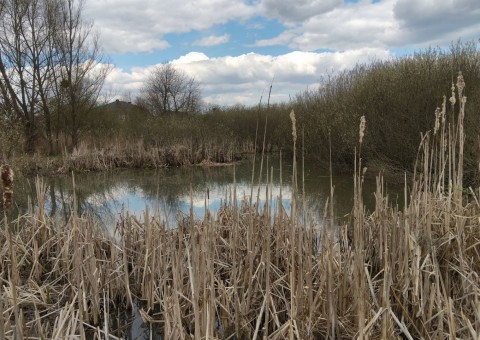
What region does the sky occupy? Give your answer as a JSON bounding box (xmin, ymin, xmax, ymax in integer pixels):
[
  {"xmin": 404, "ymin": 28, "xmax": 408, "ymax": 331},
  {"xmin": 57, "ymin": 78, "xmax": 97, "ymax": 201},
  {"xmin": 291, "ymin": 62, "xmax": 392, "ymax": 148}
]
[{"xmin": 84, "ymin": 0, "xmax": 480, "ymax": 107}]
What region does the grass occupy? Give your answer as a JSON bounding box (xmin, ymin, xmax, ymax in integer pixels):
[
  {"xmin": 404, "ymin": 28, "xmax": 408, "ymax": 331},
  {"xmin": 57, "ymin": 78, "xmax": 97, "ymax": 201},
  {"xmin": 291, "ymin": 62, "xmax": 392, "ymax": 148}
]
[{"xmin": 0, "ymin": 74, "xmax": 479, "ymax": 339}]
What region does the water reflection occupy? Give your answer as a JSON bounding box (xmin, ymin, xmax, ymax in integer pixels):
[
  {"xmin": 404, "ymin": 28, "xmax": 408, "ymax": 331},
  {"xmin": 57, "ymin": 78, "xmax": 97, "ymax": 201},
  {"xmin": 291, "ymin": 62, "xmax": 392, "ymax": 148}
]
[{"xmin": 14, "ymin": 156, "xmax": 403, "ymax": 235}]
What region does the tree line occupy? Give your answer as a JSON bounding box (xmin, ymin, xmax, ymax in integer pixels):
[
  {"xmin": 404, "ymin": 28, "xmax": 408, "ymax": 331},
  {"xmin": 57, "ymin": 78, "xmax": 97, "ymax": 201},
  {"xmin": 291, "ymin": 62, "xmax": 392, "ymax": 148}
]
[
  {"xmin": 1, "ymin": 0, "xmax": 478, "ymax": 186},
  {"xmin": 0, "ymin": 0, "xmax": 204, "ymax": 156}
]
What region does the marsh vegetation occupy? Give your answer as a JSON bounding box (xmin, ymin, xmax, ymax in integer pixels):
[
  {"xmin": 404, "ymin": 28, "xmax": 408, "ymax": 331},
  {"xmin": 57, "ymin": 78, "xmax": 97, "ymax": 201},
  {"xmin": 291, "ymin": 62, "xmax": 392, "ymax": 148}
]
[
  {"xmin": 1, "ymin": 70, "xmax": 480, "ymax": 339},
  {"xmin": 1, "ymin": 1, "xmax": 480, "ymax": 336}
]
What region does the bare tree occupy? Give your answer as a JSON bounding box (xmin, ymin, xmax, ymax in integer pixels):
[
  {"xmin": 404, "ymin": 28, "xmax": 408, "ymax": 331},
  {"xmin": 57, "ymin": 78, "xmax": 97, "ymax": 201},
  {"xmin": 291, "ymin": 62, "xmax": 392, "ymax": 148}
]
[
  {"xmin": 0, "ymin": 0, "xmax": 110, "ymax": 152},
  {"xmin": 141, "ymin": 63, "xmax": 201, "ymax": 115},
  {"xmin": 0, "ymin": 0, "xmax": 48, "ymax": 153},
  {"xmin": 52, "ymin": 0, "xmax": 111, "ymax": 148}
]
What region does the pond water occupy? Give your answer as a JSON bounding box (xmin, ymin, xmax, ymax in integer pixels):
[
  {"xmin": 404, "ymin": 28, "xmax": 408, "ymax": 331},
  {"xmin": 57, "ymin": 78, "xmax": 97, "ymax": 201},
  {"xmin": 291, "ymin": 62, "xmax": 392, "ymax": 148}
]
[
  {"xmin": 12, "ymin": 155, "xmax": 403, "ymax": 338},
  {"xmin": 14, "ymin": 156, "xmax": 403, "ymax": 234}
]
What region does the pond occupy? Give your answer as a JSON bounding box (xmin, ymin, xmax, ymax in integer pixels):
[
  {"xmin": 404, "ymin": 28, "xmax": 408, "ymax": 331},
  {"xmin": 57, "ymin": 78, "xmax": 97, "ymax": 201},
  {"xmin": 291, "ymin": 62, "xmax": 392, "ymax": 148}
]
[
  {"xmin": 11, "ymin": 155, "xmax": 403, "ymax": 338},
  {"xmin": 14, "ymin": 156, "xmax": 402, "ymax": 233}
]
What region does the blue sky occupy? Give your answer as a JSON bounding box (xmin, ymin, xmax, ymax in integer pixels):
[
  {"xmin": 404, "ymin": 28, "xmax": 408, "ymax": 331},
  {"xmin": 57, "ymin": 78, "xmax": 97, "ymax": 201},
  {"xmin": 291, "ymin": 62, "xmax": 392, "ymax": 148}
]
[{"xmin": 85, "ymin": 0, "xmax": 480, "ymax": 106}]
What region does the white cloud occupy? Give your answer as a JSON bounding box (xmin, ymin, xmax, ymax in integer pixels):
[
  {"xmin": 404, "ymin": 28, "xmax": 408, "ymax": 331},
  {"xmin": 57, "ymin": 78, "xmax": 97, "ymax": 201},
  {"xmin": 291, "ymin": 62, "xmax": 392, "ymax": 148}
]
[
  {"xmin": 85, "ymin": 0, "xmax": 257, "ymax": 53},
  {"xmin": 86, "ymin": 0, "xmax": 480, "ymax": 56},
  {"xmin": 260, "ymin": 0, "xmax": 340, "ymax": 23},
  {"xmin": 104, "ymin": 48, "xmax": 392, "ymax": 106},
  {"xmin": 255, "ymin": 0, "xmax": 480, "ymax": 51},
  {"xmin": 175, "ymin": 52, "xmax": 210, "ymax": 63},
  {"xmin": 193, "ymin": 34, "xmax": 230, "ymax": 47},
  {"xmin": 255, "ymin": 0, "xmax": 398, "ymax": 51},
  {"xmin": 92, "ymin": 0, "xmax": 480, "ymax": 106}
]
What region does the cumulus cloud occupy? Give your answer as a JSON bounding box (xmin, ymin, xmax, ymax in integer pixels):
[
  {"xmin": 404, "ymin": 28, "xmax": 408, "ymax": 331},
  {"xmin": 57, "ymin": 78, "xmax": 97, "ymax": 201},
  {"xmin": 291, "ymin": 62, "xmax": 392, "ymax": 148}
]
[
  {"xmin": 92, "ymin": 0, "xmax": 479, "ymax": 106},
  {"xmin": 85, "ymin": 0, "xmax": 257, "ymax": 53},
  {"xmin": 104, "ymin": 49, "xmax": 392, "ymax": 106},
  {"xmin": 193, "ymin": 34, "xmax": 230, "ymax": 47},
  {"xmin": 255, "ymin": 0, "xmax": 398, "ymax": 51},
  {"xmin": 393, "ymin": 0, "xmax": 480, "ymax": 46},
  {"xmin": 255, "ymin": 0, "xmax": 480, "ymax": 51},
  {"xmin": 260, "ymin": 0, "xmax": 340, "ymax": 23}
]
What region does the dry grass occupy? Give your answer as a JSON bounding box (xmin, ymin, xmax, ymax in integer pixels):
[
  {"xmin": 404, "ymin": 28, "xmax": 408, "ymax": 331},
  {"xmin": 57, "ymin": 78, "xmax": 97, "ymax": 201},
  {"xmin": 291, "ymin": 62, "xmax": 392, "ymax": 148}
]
[
  {"xmin": 60, "ymin": 139, "xmax": 245, "ymax": 172},
  {"xmin": 0, "ymin": 74, "xmax": 479, "ymax": 339}
]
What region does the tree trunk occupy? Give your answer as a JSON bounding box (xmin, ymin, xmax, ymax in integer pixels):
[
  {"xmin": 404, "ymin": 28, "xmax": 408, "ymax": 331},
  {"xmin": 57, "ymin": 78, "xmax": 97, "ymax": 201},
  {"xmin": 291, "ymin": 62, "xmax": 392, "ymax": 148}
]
[{"xmin": 24, "ymin": 121, "xmax": 36, "ymax": 154}]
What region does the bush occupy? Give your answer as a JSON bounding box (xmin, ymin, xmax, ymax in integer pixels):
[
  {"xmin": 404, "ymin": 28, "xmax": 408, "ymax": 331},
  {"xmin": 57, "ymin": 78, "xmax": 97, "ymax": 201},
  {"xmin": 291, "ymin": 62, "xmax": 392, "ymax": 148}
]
[{"xmin": 293, "ymin": 40, "xmax": 480, "ymax": 182}]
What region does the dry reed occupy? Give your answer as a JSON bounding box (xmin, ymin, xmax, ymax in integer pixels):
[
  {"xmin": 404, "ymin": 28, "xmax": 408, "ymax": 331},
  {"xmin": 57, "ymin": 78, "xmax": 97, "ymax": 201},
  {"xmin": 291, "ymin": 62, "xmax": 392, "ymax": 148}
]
[
  {"xmin": 0, "ymin": 74, "xmax": 479, "ymax": 339},
  {"xmin": 60, "ymin": 139, "xmax": 245, "ymax": 173}
]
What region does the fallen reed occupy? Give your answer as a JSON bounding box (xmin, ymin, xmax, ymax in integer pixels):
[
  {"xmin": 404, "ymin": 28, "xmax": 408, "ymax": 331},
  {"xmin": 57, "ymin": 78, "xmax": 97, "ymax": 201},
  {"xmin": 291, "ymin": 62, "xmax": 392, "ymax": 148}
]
[{"xmin": 0, "ymin": 74, "xmax": 479, "ymax": 339}]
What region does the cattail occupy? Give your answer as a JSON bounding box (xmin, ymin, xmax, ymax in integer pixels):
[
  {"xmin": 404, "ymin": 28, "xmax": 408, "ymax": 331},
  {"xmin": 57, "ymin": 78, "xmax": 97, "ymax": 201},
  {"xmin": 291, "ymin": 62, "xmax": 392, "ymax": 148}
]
[
  {"xmin": 449, "ymin": 83, "xmax": 456, "ymax": 108},
  {"xmin": 359, "ymin": 115, "xmax": 366, "ymax": 144},
  {"xmin": 433, "ymin": 107, "xmax": 441, "ymax": 135},
  {"xmin": 441, "ymin": 95, "xmax": 446, "ymax": 125},
  {"xmin": 290, "ymin": 109, "xmax": 297, "ymax": 143},
  {"xmin": 361, "ymin": 166, "xmax": 367, "ymax": 184},
  {"xmin": 456, "ymin": 71, "xmax": 465, "ymax": 98},
  {"xmin": 1, "ymin": 164, "xmax": 14, "ymax": 210}
]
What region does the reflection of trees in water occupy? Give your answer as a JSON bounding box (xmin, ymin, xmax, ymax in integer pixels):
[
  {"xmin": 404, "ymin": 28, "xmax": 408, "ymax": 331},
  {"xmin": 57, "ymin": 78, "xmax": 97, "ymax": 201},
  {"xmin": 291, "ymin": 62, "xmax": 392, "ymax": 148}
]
[{"xmin": 12, "ymin": 157, "xmax": 402, "ymax": 228}]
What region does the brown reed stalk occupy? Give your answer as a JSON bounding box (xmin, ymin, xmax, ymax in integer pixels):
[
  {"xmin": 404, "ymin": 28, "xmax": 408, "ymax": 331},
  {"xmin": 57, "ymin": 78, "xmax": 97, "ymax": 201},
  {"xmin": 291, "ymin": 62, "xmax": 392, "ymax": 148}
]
[
  {"xmin": 0, "ymin": 289, "xmax": 4, "ymax": 340},
  {"xmin": 289, "ymin": 109, "xmax": 297, "ymax": 340},
  {"xmin": 354, "ymin": 115, "xmax": 367, "ymax": 339}
]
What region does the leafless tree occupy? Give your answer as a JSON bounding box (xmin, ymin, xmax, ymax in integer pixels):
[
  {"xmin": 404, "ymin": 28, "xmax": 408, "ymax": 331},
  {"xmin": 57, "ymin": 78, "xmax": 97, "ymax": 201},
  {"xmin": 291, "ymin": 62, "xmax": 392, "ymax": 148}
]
[
  {"xmin": 141, "ymin": 63, "xmax": 201, "ymax": 115},
  {"xmin": 0, "ymin": 0, "xmax": 50, "ymax": 153},
  {"xmin": 52, "ymin": 0, "xmax": 111, "ymax": 148},
  {"xmin": 0, "ymin": 0, "xmax": 110, "ymax": 152}
]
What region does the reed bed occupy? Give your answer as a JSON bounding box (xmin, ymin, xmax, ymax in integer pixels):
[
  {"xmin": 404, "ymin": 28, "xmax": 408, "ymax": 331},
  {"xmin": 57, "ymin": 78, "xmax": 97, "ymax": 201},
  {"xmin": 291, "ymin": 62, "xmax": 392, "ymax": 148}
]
[
  {"xmin": 60, "ymin": 139, "xmax": 245, "ymax": 173},
  {"xmin": 1, "ymin": 165, "xmax": 479, "ymax": 338},
  {"xmin": 1, "ymin": 74, "xmax": 479, "ymax": 339}
]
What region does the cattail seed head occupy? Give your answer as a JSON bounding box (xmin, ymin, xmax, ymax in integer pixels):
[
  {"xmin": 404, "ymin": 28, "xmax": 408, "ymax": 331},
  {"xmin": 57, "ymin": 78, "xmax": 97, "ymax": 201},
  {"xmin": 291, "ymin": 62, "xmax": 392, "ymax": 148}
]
[
  {"xmin": 449, "ymin": 83, "xmax": 456, "ymax": 107},
  {"xmin": 441, "ymin": 95, "xmax": 446, "ymax": 124},
  {"xmin": 456, "ymin": 71, "xmax": 465, "ymax": 97},
  {"xmin": 359, "ymin": 115, "xmax": 366, "ymax": 144},
  {"xmin": 434, "ymin": 107, "xmax": 441, "ymax": 135},
  {"xmin": 290, "ymin": 109, "xmax": 297, "ymax": 143}
]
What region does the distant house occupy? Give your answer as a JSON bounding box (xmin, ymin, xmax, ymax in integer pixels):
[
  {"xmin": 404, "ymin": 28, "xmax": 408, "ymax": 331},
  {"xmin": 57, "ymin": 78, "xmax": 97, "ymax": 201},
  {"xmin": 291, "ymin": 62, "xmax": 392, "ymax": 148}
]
[{"xmin": 84, "ymin": 99, "xmax": 152, "ymax": 140}]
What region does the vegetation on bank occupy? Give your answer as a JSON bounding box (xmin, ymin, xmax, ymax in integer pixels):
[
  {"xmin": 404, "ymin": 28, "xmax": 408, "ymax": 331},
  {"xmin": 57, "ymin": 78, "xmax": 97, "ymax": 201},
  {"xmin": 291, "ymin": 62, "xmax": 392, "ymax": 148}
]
[
  {"xmin": 4, "ymin": 41, "xmax": 479, "ymax": 187},
  {"xmin": 0, "ymin": 73, "xmax": 479, "ymax": 338},
  {"xmin": 294, "ymin": 41, "xmax": 480, "ymax": 181}
]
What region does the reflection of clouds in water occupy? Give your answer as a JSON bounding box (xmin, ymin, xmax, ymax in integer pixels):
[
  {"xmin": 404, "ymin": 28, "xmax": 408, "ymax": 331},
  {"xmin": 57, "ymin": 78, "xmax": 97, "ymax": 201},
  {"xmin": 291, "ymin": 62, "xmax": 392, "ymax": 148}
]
[
  {"xmin": 77, "ymin": 180, "xmax": 299, "ymax": 233},
  {"xmin": 33, "ymin": 159, "xmax": 393, "ymax": 240},
  {"xmin": 178, "ymin": 183, "xmax": 294, "ymax": 212}
]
